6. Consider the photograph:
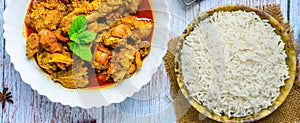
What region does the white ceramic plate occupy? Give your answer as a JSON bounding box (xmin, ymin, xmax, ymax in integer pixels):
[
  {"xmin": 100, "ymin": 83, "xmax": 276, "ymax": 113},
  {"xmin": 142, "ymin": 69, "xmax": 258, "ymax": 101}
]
[{"xmin": 3, "ymin": 0, "xmax": 170, "ymax": 108}]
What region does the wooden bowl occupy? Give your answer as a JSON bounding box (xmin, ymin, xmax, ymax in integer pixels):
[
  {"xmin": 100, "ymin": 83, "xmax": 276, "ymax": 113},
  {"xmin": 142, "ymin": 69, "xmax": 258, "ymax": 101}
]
[{"xmin": 174, "ymin": 5, "xmax": 297, "ymax": 122}]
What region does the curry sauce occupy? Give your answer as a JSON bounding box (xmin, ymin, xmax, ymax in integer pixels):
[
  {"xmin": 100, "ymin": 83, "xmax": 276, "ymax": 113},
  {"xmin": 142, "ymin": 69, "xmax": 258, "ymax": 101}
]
[{"xmin": 25, "ymin": 0, "xmax": 154, "ymax": 89}]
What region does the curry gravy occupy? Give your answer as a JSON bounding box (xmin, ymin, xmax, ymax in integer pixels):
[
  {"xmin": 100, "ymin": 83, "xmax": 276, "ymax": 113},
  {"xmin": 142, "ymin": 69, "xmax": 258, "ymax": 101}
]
[{"xmin": 25, "ymin": 0, "xmax": 154, "ymax": 89}]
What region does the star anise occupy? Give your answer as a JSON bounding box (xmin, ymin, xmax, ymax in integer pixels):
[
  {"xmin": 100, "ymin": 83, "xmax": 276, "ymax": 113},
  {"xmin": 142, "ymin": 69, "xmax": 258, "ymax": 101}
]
[{"xmin": 0, "ymin": 87, "xmax": 14, "ymax": 109}]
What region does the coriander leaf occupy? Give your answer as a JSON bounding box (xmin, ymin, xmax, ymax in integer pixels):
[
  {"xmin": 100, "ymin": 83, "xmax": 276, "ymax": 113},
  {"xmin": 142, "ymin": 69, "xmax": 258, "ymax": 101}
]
[
  {"xmin": 72, "ymin": 44, "xmax": 92, "ymax": 61},
  {"xmin": 78, "ymin": 30, "xmax": 97, "ymax": 43},
  {"xmin": 70, "ymin": 33, "xmax": 80, "ymax": 43},
  {"xmin": 70, "ymin": 42, "xmax": 75, "ymax": 51},
  {"xmin": 68, "ymin": 15, "xmax": 87, "ymax": 37}
]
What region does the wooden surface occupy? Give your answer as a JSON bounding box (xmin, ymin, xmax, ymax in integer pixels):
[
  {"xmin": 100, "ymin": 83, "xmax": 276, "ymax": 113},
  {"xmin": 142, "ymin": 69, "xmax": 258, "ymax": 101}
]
[{"xmin": 0, "ymin": 0, "xmax": 299, "ymax": 122}]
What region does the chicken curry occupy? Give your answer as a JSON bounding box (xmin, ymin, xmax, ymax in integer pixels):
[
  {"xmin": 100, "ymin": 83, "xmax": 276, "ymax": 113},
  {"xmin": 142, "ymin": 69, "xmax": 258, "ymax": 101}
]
[{"xmin": 25, "ymin": 0, "xmax": 154, "ymax": 89}]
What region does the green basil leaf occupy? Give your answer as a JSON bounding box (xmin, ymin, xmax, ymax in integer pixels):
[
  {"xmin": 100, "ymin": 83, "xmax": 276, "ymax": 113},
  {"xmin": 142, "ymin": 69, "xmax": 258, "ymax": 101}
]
[
  {"xmin": 72, "ymin": 44, "xmax": 92, "ymax": 61},
  {"xmin": 78, "ymin": 30, "xmax": 96, "ymax": 43},
  {"xmin": 70, "ymin": 42, "xmax": 75, "ymax": 51},
  {"xmin": 70, "ymin": 33, "xmax": 80, "ymax": 43},
  {"xmin": 68, "ymin": 15, "xmax": 87, "ymax": 37}
]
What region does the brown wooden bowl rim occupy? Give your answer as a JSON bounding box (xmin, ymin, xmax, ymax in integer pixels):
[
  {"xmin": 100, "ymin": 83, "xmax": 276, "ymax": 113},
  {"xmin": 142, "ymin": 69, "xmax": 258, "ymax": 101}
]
[{"xmin": 175, "ymin": 4, "xmax": 297, "ymax": 123}]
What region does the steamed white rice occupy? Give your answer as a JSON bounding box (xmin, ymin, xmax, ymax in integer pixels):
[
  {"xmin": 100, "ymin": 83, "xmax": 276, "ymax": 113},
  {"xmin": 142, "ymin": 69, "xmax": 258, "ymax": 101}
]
[{"xmin": 181, "ymin": 10, "xmax": 289, "ymax": 118}]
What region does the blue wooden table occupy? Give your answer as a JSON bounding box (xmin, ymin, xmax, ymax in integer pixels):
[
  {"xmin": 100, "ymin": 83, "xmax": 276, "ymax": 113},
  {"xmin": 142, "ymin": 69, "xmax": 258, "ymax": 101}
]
[{"xmin": 0, "ymin": 0, "xmax": 299, "ymax": 122}]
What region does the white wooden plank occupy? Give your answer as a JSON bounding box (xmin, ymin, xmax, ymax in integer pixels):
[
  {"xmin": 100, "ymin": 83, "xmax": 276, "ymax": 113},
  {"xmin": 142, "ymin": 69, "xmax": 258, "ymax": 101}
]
[
  {"xmin": 185, "ymin": 0, "xmax": 200, "ymax": 26},
  {"xmin": 290, "ymin": 0, "xmax": 300, "ymax": 86},
  {"xmin": 290, "ymin": 0, "xmax": 300, "ymax": 41},
  {"xmin": 170, "ymin": 0, "xmax": 190, "ymax": 37},
  {"xmin": 0, "ymin": 0, "xmax": 5, "ymax": 121}
]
